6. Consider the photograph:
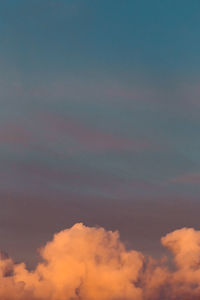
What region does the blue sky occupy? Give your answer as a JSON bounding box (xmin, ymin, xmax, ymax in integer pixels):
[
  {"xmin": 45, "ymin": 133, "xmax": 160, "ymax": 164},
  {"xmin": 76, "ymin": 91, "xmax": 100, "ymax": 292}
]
[{"xmin": 1, "ymin": 0, "xmax": 200, "ymax": 266}]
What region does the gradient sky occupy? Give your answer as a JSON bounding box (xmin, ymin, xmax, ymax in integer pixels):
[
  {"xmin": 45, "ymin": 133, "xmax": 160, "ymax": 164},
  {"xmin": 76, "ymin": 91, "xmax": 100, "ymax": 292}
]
[{"xmin": 1, "ymin": 0, "xmax": 200, "ymax": 267}]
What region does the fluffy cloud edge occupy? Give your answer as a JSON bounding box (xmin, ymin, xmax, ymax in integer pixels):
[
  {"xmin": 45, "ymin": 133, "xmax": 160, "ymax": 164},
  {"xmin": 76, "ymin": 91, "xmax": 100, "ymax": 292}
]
[{"xmin": 0, "ymin": 223, "xmax": 200, "ymax": 300}]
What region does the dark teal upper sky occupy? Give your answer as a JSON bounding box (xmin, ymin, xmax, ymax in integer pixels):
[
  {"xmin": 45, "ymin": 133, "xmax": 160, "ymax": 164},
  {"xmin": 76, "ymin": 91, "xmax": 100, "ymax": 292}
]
[
  {"xmin": 2, "ymin": 0, "xmax": 200, "ymax": 75},
  {"xmin": 1, "ymin": 0, "xmax": 200, "ymax": 266}
]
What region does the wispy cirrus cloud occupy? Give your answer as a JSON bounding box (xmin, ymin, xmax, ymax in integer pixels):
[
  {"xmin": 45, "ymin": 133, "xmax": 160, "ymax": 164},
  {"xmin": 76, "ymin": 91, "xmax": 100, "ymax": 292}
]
[
  {"xmin": 169, "ymin": 172, "xmax": 200, "ymax": 184},
  {"xmin": 40, "ymin": 114, "xmax": 154, "ymax": 153},
  {"xmin": 0, "ymin": 123, "xmax": 33, "ymax": 146}
]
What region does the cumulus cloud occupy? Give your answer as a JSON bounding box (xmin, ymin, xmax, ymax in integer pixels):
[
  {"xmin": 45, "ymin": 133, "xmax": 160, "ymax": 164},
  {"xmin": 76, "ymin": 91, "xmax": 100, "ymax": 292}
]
[{"xmin": 1, "ymin": 223, "xmax": 200, "ymax": 300}]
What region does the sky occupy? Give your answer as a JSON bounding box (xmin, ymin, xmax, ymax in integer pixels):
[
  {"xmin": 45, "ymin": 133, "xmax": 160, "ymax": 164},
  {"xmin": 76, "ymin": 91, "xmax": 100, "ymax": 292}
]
[{"xmin": 1, "ymin": 0, "xmax": 200, "ymax": 281}]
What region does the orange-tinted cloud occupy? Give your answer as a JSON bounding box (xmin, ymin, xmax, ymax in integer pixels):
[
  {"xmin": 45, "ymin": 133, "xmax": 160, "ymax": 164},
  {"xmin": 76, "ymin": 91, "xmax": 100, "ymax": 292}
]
[{"xmin": 1, "ymin": 223, "xmax": 200, "ymax": 300}]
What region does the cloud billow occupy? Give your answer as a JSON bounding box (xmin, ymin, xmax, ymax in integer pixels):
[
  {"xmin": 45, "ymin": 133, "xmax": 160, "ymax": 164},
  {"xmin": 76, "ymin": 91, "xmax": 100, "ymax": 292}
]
[{"xmin": 0, "ymin": 223, "xmax": 200, "ymax": 300}]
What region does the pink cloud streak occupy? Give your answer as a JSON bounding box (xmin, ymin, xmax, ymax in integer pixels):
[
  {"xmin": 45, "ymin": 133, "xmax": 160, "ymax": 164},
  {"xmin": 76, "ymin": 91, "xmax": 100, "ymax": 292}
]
[
  {"xmin": 41, "ymin": 114, "xmax": 153, "ymax": 152},
  {"xmin": 169, "ymin": 172, "xmax": 200, "ymax": 184}
]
